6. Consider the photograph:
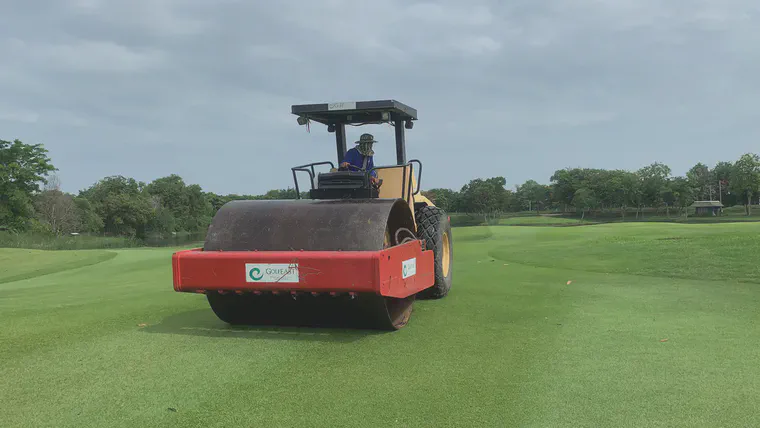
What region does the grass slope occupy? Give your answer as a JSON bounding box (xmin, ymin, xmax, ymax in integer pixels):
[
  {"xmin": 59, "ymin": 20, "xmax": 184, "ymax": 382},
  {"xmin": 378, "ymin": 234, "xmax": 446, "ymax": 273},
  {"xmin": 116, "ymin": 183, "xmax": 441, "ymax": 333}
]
[
  {"xmin": 2, "ymin": 224, "xmax": 760, "ymax": 427},
  {"xmin": 0, "ymin": 248, "xmax": 116, "ymax": 284},
  {"xmin": 0, "ymin": 232, "xmax": 142, "ymax": 250},
  {"xmin": 488, "ymin": 222, "xmax": 760, "ymax": 283},
  {"xmin": 497, "ymin": 216, "xmax": 589, "ymax": 226}
]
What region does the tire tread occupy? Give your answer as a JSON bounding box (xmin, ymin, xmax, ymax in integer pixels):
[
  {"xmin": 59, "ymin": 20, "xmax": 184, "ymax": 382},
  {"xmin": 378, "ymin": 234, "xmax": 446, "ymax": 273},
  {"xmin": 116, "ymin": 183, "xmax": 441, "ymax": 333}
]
[{"xmin": 415, "ymin": 206, "xmax": 452, "ymax": 299}]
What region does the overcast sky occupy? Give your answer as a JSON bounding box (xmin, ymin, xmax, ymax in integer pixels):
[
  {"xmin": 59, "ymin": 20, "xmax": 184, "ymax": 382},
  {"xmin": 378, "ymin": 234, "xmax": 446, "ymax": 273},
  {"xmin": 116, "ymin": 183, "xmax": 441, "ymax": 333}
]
[{"xmin": 1, "ymin": 0, "xmax": 759, "ymax": 195}]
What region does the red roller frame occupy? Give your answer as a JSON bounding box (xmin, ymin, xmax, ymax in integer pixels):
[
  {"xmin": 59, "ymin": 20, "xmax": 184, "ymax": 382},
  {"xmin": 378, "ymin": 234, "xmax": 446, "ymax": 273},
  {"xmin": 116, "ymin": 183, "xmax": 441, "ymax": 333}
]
[{"xmin": 172, "ymin": 240, "xmax": 434, "ymax": 299}]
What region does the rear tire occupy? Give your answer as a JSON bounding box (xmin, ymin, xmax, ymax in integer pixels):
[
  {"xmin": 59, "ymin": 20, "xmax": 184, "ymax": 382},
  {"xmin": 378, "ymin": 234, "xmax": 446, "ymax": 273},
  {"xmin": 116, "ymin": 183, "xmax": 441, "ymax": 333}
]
[{"xmin": 415, "ymin": 206, "xmax": 453, "ymax": 299}]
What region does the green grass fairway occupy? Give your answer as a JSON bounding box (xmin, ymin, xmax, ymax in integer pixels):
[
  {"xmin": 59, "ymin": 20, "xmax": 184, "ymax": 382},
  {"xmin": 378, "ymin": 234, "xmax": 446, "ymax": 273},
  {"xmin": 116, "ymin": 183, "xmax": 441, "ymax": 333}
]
[
  {"xmin": 0, "ymin": 248, "xmax": 116, "ymax": 284},
  {"xmin": 497, "ymin": 216, "xmax": 589, "ymax": 226},
  {"xmin": 3, "ymin": 224, "xmax": 760, "ymax": 427}
]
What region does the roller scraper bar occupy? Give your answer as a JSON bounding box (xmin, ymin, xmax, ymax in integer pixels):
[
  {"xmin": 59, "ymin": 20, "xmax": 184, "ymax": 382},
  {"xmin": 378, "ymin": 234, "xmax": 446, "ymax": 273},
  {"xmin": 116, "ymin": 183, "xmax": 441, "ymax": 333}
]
[{"xmin": 172, "ymin": 239, "xmax": 434, "ymax": 299}]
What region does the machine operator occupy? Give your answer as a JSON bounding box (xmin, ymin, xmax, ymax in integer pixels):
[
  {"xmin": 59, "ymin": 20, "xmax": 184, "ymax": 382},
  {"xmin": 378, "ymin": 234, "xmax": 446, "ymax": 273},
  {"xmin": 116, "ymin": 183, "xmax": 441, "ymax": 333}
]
[{"xmin": 340, "ymin": 133, "xmax": 381, "ymax": 187}]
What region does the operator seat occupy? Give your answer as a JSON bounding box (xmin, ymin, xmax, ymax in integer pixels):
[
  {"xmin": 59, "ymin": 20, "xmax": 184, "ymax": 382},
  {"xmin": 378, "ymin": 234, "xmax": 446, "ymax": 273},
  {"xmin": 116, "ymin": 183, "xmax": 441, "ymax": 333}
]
[{"xmin": 309, "ymin": 170, "xmax": 379, "ymax": 200}]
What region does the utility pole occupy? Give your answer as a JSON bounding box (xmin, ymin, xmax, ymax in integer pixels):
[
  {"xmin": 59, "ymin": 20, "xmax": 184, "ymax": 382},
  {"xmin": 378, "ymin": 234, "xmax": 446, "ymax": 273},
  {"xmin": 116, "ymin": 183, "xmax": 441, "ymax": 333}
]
[{"xmin": 719, "ymin": 180, "xmax": 722, "ymax": 204}]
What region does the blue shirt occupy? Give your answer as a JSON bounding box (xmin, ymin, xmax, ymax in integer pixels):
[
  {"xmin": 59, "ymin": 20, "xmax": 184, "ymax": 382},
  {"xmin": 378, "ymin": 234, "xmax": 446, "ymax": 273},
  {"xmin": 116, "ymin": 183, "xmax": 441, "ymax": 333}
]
[{"xmin": 343, "ymin": 147, "xmax": 377, "ymax": 177}]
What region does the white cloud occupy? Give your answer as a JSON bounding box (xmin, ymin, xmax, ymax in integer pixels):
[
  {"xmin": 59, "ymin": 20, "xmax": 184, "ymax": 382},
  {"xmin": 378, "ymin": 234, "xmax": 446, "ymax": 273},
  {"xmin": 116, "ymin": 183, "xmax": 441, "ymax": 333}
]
[
  {"xmin": 43, "ymin": 110, "xmax": 89, "ymax": 127},
  {"xmin": 66, "ymin": 0, "xmax": 102, "ymax": 12},
  {"xmin": 0, "ymin": 107, "xmax": 39, "ymax": 123},
  {"xmin": 546, "ymin": 110, "xmax": 617, "ymax": 127},
  {"xmin": 65, "ymin": 0, "xmax": 210, "ymax": 36},
  {"xmin": 405, "ymin": 3, "xmax": 493, "ymax": 26},
  {"xmin": 247, "ymin": 45, "xmax": 302, "ymax": 62},
  {"xmin": 471, "ymin": 106, "xmax": 617, "ymax": 128},
  {"xmin": 7, "ymin": 39, "xmax": 166, "ymax": 73},
  {"xmin": 450, "ymin": 36, "xmax": 501, "ymax": 55}
]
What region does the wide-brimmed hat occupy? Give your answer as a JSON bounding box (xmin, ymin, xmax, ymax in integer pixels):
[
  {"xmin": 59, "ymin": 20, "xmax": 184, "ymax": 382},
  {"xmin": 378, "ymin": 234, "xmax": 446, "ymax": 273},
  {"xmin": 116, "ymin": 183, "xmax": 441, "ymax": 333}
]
[{"xmin": 355, "ymin": 133, "xmax": 378, "ymax": 144}]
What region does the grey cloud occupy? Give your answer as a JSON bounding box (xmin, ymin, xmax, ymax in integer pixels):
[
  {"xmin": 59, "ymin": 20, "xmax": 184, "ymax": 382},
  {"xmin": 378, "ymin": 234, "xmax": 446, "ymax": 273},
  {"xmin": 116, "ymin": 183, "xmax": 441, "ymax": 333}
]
[{"xmin": 1, "ymin": 0, "xmax": 759, "ymax": 195}]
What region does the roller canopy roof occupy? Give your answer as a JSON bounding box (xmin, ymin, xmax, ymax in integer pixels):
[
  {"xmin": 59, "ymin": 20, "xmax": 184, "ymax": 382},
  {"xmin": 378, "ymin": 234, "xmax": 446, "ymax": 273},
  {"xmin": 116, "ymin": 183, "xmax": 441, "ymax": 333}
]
[{"xmin": 291, "ymin": 100, "xmax": 417, "ymax": 125}]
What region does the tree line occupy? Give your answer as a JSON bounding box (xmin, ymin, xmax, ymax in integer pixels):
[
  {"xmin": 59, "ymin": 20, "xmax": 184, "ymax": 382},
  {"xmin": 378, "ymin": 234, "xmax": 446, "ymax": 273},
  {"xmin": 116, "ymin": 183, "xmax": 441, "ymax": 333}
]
[
  {"xmin": 423, "ymin": 155, "xmax": 760, "ymax": 220},
  {"xmin": 1, "ymin": 139, "xmax": 302, "ymax": 238},
  {"xmin": 3, "ymin": 138, "xmax": 760, "ymax": 238}
]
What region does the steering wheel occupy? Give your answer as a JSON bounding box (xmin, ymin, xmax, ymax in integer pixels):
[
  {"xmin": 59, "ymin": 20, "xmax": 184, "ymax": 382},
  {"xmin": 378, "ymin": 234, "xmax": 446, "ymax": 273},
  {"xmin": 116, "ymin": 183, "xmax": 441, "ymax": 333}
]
[{"xmin": 340, "ymin": 163, "xmax": 382, "ymax": 188}]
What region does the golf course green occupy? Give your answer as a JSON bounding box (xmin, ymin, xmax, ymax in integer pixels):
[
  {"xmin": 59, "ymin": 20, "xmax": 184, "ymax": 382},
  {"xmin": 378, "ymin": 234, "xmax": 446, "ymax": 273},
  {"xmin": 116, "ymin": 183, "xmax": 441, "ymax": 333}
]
[{"xmin": 2, "ymin": 222, "xmax": 760, "ymax": 427}]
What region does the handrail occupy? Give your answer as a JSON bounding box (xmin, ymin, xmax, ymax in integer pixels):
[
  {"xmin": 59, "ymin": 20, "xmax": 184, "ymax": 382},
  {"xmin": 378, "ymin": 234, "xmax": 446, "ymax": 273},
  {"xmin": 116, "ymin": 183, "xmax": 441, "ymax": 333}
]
[
  {"xmin": 408, "ymin": 159, "xmax": 422, "ymax": 195},
  {"xmin": 291, "ymin": 168, "xmax": 314, "ymax": 199},
  {"xmin": 290, "ymin": 161, "xmax": 336, "ymax": 199},
  {"xmin": 292, "ymin": 161, "xmax": 335, "ymax": 179}
]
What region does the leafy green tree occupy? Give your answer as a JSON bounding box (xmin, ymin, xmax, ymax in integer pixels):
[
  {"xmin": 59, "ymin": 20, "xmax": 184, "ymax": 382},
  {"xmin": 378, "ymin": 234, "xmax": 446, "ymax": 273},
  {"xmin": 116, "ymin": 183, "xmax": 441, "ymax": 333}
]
[
  {"xmin": 184, "ymin": 184, "xmax": 213, "ymax": 231},
  {"xmin": 713, "ymin": 161, "xmax": 737, "ymax": 206},
  {"xmin": 79, "ymin": 176, "xmax": 153, "ymax": 237},
  {"xmin": 0, "ymin": 139, "xmax": 57, "ymax": 230},
  {"xmin": 624, "ymin": 174, "xmax": 644, "ymax": 218},
  {"xmin": 550, "ymin": 168, "xmax": 578, "ymax": 212},
  {"xmin": 729, "ymin": 153, "xmax": 760, "ymax": 215},
  {"xmin": 686, "ymin": 163, "xmax": 715, "ymax": 201},
  {"xmin": 459, "ymin": 177, "xmax": 508, "ymax": 222},
  {"xmin": 145, "ymin": 175, "xmax": 186, "ymax": 220},
  {"xmin": 146, "ymin": 205, "xmax": 177, "ymax": 235},
  {"xmin": 502, "ymin": 189, "xmax": 521, "ymax": 212},
  {"xmin": 551, "ymin": 168, "xmax": 629, "ymax": 214},
  {"xmin": 422, "ymin": 188, "xmax": 459, "ymax": 213},
  {"xmin": 205, "ymin": 192, "xmax": 229, "ymax": 213},
  {"xmin": 618, "ymin": 171, "xmax": 641, "ymax": 219},
  {"xmin": 637, "ymin": 162, "xmax": 671, "ymax": 213},
  {"xmin": 713, "ymin": 161, "xmax": 733, "ymax": 183},
  {"xmin": 517, "ymin": 180, "xmax": 550, "ymax": 214},
  {"xmin": 251, "ymin": 188, "xmax": 295, "ymax": 200},
  {"xmin": 670, "ymin": 176, "xmax": 695, "ymax": 217},
  {"xmin": 73, "ymin": 197, "xmax": 104, "ymax": 233},
  {"xmin": 660, "ymin": 180, "xmax": 675, "ymax": 217},
  {"xmin": 572, "ymin": 187, "xmax": 597, "ymax": 220},
  {"xmin": 146, "ymin": 175, "xmax": 213, "ymax": 233},
  {"xmin": 593, "ymin": 169, "xmax": 628, "ymax": 211}
]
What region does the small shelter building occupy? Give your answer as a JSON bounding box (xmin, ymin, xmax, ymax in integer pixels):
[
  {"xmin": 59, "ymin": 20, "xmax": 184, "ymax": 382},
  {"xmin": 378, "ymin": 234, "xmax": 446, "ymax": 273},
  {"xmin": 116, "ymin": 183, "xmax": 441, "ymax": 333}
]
[{"xmin": 690, "ymin": 201, "xmax": 723, "ymax": 216}]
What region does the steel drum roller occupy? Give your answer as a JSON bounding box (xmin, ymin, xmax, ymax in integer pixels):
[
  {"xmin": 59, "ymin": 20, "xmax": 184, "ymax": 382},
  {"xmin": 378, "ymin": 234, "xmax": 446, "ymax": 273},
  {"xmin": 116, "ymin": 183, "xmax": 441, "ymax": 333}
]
[{"xmin": 203, "ymin": 198, "xmax": 418, "ymax": 330}]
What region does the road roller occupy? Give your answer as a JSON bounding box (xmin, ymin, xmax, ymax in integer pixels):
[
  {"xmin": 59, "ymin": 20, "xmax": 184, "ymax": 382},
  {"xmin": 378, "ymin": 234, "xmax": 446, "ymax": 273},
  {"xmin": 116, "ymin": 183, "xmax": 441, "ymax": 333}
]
[{"xmin": 171, "ymin": 100, "xmax": 453, "ymax": 330}]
